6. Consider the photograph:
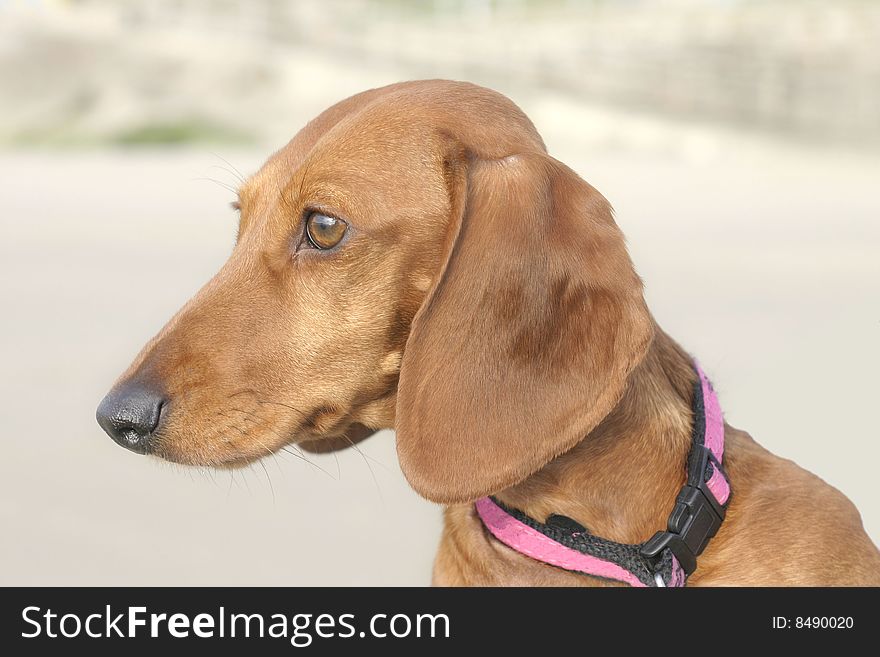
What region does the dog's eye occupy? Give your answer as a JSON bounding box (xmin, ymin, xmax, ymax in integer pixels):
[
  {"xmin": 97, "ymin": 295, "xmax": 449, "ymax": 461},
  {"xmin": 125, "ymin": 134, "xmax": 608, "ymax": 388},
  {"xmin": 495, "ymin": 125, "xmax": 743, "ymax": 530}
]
[{"xmin": 305, "ymin": 212, "xmax": 347, "ymax": 249}]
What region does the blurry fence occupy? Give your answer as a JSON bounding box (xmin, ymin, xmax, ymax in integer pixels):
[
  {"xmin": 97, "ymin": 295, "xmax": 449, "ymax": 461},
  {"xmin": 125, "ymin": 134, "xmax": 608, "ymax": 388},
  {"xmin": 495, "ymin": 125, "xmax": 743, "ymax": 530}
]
[{"xmin": 3, "ymin": 0, "xmax": 879, "ymax": 147}]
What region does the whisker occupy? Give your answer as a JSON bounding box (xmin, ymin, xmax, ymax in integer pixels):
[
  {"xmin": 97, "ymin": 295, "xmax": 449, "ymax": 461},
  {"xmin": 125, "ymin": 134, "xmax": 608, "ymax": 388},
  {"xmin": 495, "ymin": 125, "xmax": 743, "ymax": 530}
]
[
  {"xmin": 342, "ymin": 433, "xmax": 391, "ymax": 472},
  {"xmin": 227, "ymin": 469, "xmax": 237, "ymax": 499},
  {"xmin": 253, "ymin": 398, "xmax": 309, "ymax": 418},
  {"xmin": 221, "ymin": 408, "xmax": 313, "ymax": 477},
  {"xmin": 210, "ymin": 152, "xmax": 247, "ymax": 184},
  {"xmin": 217, "ymin": 416, "xmax": 250, "ymax": 438},
  {"xmin": 228, "ymin": 389, "xmax": 257, "ymax": 399},
  {"xmin": 281, "ymin": 445, "xmax": 338, "ymax": 480},
  {"xmin": 192, "ymin": 176, "xmax": 238, "ymax": 194},
  {"xmin": 258, "ymin": 458, "xmax": 276, "ymax": 504},
  {"xmin": 227, "ymin": 406, "xmax": 268, "ymax": 427},
  {"xmin": 343, "ymin": 434, "xmax": 384, "ymax": 506},
  {"xmin": 220, "ymin": 415, "xmax": 283, "ymax": 502},
  {"xmin": 205, "ymin": 165, "xmax": 245, "ymax": 189},
  {"xmin": 216, "ymin": 398, "xmax": 354, "ymax": 483},
  {"xmin": 239, "ymin": 467, "xmax": 252, "ymax": 494},
  {"xmin": 247, "ymin": 432, "xmax": 279, "ymax": 490}
]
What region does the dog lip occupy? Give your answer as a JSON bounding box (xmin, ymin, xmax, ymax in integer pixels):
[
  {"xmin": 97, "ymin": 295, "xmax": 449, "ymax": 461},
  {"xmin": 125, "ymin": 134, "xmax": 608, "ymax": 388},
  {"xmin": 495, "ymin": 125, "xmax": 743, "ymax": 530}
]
[
  {"xmin": 155, "ymin": 399, "xmax": 168, "ymax": 430},
  {"xmin": 212, "ymin": 453, "xmax": 268, "ymax": 470}
]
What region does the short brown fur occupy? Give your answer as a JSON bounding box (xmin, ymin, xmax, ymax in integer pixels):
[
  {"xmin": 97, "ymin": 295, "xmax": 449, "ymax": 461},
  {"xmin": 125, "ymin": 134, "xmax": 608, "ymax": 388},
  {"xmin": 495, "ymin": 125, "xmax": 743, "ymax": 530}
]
[{"xmin": 103, "ymin": 80, "xmax": 880, "ymax": 585}]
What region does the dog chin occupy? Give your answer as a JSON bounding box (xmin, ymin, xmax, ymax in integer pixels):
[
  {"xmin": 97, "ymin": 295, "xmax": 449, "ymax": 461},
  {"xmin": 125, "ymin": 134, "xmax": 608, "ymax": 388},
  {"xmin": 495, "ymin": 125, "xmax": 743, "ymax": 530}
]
[
  {"xmin": 212, "ymin": 454, "xmax": 268, "ymax": 470},
  {"xmin": 152, "ymin": 423, "xmax": 379, "ymax": 467},
  {"xmin": 297, "ymin": 423, "xmax": 379, "ymax": 454},
  {"xmin": 150, "ymin": 441, "xmax": 273, "ymax": 470}
]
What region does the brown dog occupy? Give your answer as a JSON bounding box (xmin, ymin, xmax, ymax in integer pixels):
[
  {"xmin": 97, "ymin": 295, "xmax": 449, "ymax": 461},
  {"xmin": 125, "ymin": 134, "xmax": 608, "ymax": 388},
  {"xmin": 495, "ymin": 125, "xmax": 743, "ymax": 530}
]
[{"xmin": 97, "ymin": 80, "xmax": 880, "ymax": 585}]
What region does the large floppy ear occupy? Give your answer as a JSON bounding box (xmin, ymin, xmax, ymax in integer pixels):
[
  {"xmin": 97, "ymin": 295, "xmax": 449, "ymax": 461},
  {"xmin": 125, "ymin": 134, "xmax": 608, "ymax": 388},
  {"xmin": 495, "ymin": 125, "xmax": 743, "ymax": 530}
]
[{"xmin": 395, "ymin": 151, "xmax": 654, "ymax": 503}]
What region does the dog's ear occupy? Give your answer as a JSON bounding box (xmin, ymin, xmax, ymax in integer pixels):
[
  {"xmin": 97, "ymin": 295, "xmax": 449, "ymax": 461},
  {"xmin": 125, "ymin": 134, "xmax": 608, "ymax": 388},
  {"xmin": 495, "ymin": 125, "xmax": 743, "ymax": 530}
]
[{"xmin": 395, "ymin": 152, "xmax": 654, "ymax": 503}]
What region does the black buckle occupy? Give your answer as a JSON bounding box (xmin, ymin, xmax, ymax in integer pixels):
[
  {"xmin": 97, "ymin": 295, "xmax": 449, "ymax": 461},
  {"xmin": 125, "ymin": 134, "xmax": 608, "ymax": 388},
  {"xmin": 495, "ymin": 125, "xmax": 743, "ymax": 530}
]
[{"xmin": 639, "ymin": 445, "xmax": 726, "ymax": 575}]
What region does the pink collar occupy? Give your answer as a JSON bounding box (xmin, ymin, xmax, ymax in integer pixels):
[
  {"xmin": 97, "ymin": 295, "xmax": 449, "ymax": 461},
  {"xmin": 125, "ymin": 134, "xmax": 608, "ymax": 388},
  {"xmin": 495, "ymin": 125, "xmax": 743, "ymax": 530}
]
[{"xmin": 475, "ymin": 361, "xmax": 730, "ymax": 587}]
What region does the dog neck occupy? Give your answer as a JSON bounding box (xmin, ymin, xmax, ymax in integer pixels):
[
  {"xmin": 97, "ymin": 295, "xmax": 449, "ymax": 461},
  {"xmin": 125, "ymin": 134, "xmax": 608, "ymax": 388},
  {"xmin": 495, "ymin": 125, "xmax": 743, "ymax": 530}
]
[{"xmin": 495, "ymin": 329, "xmax": 697, "ymax": 544}]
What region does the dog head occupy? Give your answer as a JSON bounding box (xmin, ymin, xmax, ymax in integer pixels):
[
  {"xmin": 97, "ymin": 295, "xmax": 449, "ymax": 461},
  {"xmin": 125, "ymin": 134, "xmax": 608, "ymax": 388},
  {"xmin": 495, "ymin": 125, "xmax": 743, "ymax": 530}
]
[{"xmin": 97, "ymin": 80, "xmax": 652, "ymax": 502}]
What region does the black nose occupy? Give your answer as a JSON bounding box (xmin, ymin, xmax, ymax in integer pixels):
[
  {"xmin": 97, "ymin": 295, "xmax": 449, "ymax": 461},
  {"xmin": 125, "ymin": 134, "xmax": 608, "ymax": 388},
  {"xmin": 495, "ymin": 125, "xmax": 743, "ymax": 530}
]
[{"xmin": 96, "ymin": 383, "xmax": 166, "ymax": 454}]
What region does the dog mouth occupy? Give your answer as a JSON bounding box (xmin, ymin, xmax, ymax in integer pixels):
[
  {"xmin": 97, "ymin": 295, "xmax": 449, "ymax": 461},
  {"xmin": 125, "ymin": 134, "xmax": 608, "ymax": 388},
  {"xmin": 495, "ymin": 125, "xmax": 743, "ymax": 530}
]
[
  {"xmin": 99, "ymin": 378, "xmax": 380, "ymax": 467},
  {"xmin": 148, "ymin": 429, "xmax": 296, "ymax": 469},
  {"xmin": 297, "ymin": 423, "xmax": 377, "ymax": 453},
  {"xmin": 147, "ymin": 420, "xmax": 377, "ymax": 469},
  {"xmin": 212, "ymin": 453, "xmax": 273, "ymax": 470}
]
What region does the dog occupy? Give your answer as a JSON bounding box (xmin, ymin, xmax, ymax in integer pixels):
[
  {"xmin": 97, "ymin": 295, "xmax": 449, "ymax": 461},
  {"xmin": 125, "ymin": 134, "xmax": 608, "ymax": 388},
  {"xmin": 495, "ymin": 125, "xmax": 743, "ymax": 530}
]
[{"xmin": 97, "ymin": 80, "xmax": 880, "ymax": 585}]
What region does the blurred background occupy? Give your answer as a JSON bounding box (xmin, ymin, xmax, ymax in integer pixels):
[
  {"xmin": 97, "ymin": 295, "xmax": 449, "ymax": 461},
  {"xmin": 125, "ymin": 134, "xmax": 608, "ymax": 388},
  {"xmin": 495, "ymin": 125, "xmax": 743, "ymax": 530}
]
[{"xmin": 1, "ymin": 0, "xmax": 877, "ymax": 585}]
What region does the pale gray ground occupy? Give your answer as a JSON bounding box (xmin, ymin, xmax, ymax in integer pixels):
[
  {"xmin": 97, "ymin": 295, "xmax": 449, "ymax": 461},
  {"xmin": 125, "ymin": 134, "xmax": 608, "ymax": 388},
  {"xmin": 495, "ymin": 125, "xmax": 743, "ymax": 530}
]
[{"xmin": 1, "ymin": 103, "xmax": 878, "ymax": 585}]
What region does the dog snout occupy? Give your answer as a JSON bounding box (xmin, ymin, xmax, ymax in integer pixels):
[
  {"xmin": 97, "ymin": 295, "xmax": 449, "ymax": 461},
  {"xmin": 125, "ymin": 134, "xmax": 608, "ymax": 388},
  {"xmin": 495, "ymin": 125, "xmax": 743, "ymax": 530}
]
[{"xmin": 96, "ymin": 382, "xmax": 166, "ymax": 454}]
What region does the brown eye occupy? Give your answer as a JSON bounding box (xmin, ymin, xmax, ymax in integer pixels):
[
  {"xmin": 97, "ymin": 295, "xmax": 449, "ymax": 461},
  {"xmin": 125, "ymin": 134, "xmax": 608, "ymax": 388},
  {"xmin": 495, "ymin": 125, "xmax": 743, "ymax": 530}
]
[{"xmin": 305, "ymin": 212, "xmax": 347, "ymax": 249}]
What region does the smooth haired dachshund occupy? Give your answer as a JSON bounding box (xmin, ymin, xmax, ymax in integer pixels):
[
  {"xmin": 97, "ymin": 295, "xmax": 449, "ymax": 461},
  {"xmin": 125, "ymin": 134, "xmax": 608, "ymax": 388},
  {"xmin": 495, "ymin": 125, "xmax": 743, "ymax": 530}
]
[{"xmin": 97, "ymin": 80, "xmax": 880, "ymax": 585}]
